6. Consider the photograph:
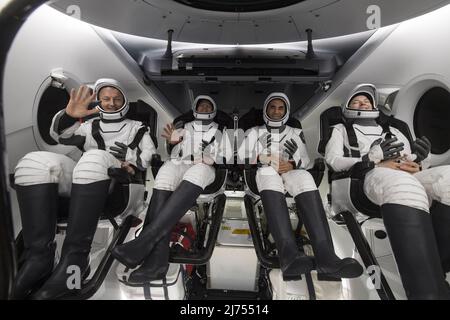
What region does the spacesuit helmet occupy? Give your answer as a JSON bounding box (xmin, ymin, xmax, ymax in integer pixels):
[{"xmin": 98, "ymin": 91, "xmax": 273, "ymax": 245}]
[
  {"xmin": 94, "ymin": 78, "xmax": 129, "ymax": 121},
  {"xmin": 263, "ymin": 92, "xmax": 290, "ymax": 128},
  {"xmin": 192, "ymin": 95, "xmax": 217, "ymax": 121},
  {"xmin": 343, "ymin": 84, "xmax": 379, "ymax": 119}
]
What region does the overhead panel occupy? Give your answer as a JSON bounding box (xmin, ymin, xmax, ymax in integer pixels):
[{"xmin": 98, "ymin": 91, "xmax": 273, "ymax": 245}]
[{"xmin": 50, "ymin": 0, "xmax": 450, "ymax": 44}]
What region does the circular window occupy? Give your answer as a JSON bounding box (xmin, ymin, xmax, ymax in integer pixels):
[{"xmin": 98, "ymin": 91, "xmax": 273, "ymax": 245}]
[
  {"xmin": 414, "ymin": 87, "xmax": 450, "ymax": 155},
  {"xmin": 37, "ymin": 86, "xmax": 70, "ymax": 145},
  {"xmin": 174, "ymin": 0, "xmax": 306, "ymax": 12}
]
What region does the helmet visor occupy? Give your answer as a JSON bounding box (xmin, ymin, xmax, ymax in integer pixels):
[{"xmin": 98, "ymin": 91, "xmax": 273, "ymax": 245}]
[
  {"xmin": 265, "ymin": 98, "xmax": 287, "ymax": 121},
  {"xmin": 347, "ymin": 92, "xmax": 376, "ymax": 111},
  {"xmin": 97, "ymin": 86, "xmax": 126, "ymax": 113},
  {"xmin": 196, "ymin": 99, "xmax": 215, "ymax": 114}
]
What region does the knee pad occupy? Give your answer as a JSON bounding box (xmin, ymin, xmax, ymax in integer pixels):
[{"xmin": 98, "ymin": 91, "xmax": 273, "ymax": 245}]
[
  {"xmin": 283, "ymin": 170, "xmax": 317, "ymax": 197},
  {"xmin": 14, "ymin": 151, "xmax": 65, "ymax": 186},
  {"xmin": 255, "ymin": 166, "xmax": 285, "ymax": 194},
  {"xmin": 72, "ymin": 150, "xmax": 120, "ymax": 184},
  {"xmin": 153, "ymin": 161, "xmax": 184, "ymax": 191},
  {"xmin": 183, "ymin": 163, "xmax": 216, "ymax": 189},
  {"xmin": 366, "ymin": 168, "xmax": 429, "ymax": 212}
]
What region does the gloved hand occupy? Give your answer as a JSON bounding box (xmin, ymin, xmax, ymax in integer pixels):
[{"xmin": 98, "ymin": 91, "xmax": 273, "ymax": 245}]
[
  {"xmin": 411, "ymin": 136, "xmax": 431, "ymax": 163},
  {"xmin": 110, "ymin": 142, "xmax": 129, "ymax": 161},
  {"xmin": 283, "ymin": 139, "xmax": 298, "ymax": 159},
  {"xmin": 363, "ymin": 137, "xmax": 404, "ymax": 164}
]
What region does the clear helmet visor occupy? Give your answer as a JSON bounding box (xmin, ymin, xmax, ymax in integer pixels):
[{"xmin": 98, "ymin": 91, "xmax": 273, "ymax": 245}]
[
  {"xmin": 265, "ymin": 103, "xmax": 287, "ymax": 121},
  {"xmin": 347, "ymin": 92, "xmax": 375, "ymax": 111}
]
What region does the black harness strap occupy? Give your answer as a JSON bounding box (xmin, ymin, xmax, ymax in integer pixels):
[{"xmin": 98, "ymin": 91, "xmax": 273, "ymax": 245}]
[
  {"xmin": 343, "ymin": 120, "xmax": 361, "ymax": 158},
  {"xmin": 343, "ymin": 117, "xmax": 395, "ymax": 159},
  {"xmin": 378, "ymin": 119, "xmax": 394, "ymax": 138},
  {"xmin": 91, "ymin": 119, "xmax": 106, "ymax": 150},
  {"xmin": 128, "ymin": 126, "xmax": 149, "ymax": 150},
  {"xmin": 343, "ymin": 146, "xmax": 350, "ymax": 157}
]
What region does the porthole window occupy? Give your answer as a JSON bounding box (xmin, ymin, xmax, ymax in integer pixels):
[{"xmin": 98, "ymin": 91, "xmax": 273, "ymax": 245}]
[
  {"xmin": 414, "ymin": 87, "xmax": 450, "ymax": 154},
  {"xmin": 36, "ymin": 86, "xmax": 70, "ymax": 145}
]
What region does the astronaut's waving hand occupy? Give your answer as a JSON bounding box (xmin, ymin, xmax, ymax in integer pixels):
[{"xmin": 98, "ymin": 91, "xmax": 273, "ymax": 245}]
[{"xmin": 66, "ymin": 85, "xmax": 99, "ymax": 118}]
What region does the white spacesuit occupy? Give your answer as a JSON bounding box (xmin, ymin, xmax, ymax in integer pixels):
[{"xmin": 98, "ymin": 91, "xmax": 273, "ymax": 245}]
[
  {"xmin": 12, "ymin": 78, "xmax": 156, "ymax": 300},
  {"xmin": 325, "ymin": 83, "xmax": 450, "ymax": 299},
  {"xmin": 16, "ymin": 78, "xmax": 155, "ymax": 189},
  {"xmin": 238, "ymin": 92, "xmax": 362, "ymax": 281},
  {"xmin": 112, "ymin": 95, "xmax": 232, "ymax": 283},
  {"xmin": 155, "ymin": 95, "xmax": 232, "ymax": 192}
]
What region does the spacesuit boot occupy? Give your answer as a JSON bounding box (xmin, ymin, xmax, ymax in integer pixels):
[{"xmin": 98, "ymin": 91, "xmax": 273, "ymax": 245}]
[
  {"xmin": 112, "ymin": 180, "xmax": 202, "ymax": 269},
  {"xmin": 33, "ymin": 180, "xmax": 111, "ymax": 300},
  {"xmin": 127, "ymin": 189, "xmax": 173, "ymax": 284},
  {"xmin": 431, "ymin": 201, "xmax": 450, "ymax": 274},
  {"xmin": 294, "ymin": 190, "xmax": 363, "ymax": 278},
  {"xmin": 382, "ymin": 203, "xmax": 450, "ymax": 300},
  {"xmin": 260, "ymin": 190, "xmax": 314, "ymax": 281},
  {"xmin": 11, "ymin": 184, "xmax": 58, "ymax": 299}
]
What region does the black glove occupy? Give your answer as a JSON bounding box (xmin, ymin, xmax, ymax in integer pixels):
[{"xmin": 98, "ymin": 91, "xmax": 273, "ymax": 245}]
[
  {"xmin": 110, "ymin": 141, "xmax": 128, "ymax": 161},
  {"xmin": 363, "ymin": 137, "xmax": 404, "ymax": 164},
  {"xmin": 284, "ymin": 139, "xmax": 298, "ymax": 159},
  {"xmin": 412, "ymin": 136, "xmax": 431, "ymax": 163}
]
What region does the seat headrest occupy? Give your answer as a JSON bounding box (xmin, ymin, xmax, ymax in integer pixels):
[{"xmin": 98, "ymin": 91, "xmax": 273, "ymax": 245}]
[
  {"xmin": 127, "ymin": 100, "xmax": 156, "ymax": 127},
  {"xmin": 318, "ymin": 106, "xmax": 344, "ymax": 156},
  {"xmin": 127, "ymin": 99, "xmax": 158, "ymax": 148},
  {"xmin": 238, "ymin": 107, "xmax": 302, "ymax": 132}
]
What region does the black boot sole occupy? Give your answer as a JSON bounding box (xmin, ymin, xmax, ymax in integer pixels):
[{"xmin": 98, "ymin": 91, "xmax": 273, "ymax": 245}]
[
  {"xmin": 282, "ymin": 256, "xmax": 314, "ymax": 281},
  {"xmin": 13, "ymin": 270, "xmax": 53, "ymax": 300},
  {"xmin": 317, "ymin": 261, "xmax": 364, "ymax": 279}
]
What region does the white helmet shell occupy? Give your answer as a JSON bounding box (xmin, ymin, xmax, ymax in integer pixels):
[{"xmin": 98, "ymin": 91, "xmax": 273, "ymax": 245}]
[
  {"xmin": 192, "ymin": 95, "xmax": 217, "ymax": 121},
  {"xmin": 343, "ymin": 84, "xmax": 379, "ymax": 119},
  {"xmin": 263, "ymin": 92, "xmax": 290, "ymax": 128},
  {"xmin": 94, "ymin": 78, "xmax": 129, "ymax": 121}
]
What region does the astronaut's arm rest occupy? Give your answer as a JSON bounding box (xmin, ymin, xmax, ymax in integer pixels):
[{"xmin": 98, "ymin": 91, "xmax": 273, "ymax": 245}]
[
  {"xmin": 242, "ymin": 163, "xmax": 259, "ymax": 171},
  {"xmin": 150, "ymin": 154, "xmax": 164, "ymax": 169},
  {"xmin": 214, "ymin": 163, "xmax": 240, "ymax": 170},
  {"xmin": 307, "ymin": 158, "xmax": 326, "ymax": 187},
  {"xmin": 309, "ymin": 158, "xmax": 325, "ymax": 172},
  {"xmin": 332, "ymin": 161, "xmax": 374, "ymax": 181},
  {"xmin": 349, "ymin": 161, "xmax": 375, "ymax": 179},
  {"xmin": 108, "ymin": 167, "xmax": 133, "ymax": 184}
]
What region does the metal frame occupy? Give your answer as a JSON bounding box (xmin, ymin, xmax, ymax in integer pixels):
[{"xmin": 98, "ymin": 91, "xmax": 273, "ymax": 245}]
[
  {"xmin": 169, "ymin": 193, "xmax": 226, "ymax": 265},
  {"xmin": 339, "ymin": 211, "xmax": 396, "ymax": 300},
  {"xmin": 63, "ymin": 215, "xmax": 136, "ymax": 300}
]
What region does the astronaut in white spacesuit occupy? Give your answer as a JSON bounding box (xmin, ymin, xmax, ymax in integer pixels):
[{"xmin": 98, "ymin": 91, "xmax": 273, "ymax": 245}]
[
  {"xmin": 325, "ymin": 84, "xmax": 450, "ymax": 299},
  {"xmin": 12, "ymin": 79, "xmax": 156, "ymax": 299},
  {"xmin": 239, "ymin": 92, "xmax": 362, "ymax": 281},
  {"xmin": 112, "ymin": 95, "xmax": 231, "ymax": 282}
]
